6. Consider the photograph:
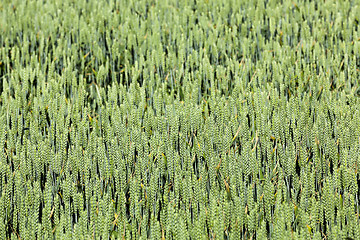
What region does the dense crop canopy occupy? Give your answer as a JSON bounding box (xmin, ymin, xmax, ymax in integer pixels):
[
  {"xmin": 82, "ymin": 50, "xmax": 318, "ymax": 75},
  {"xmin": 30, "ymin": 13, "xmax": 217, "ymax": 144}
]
[{"xmin": 0, "ymin": 0, "xmax": 360, "ymax": 239}]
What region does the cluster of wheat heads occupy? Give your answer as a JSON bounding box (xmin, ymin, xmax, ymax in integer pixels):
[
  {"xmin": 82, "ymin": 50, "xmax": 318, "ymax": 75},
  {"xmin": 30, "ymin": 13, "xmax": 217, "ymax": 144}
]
[{"xmin": 0, "ymin": 0, "xmax": 359, "ymax": 239}]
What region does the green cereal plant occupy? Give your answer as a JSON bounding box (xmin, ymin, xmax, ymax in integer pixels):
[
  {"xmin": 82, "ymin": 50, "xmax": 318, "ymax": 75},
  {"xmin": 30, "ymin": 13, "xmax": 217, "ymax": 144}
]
[{"xmin": 0, "ymin": 0, "xmax": 359, "ymax": 239}]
